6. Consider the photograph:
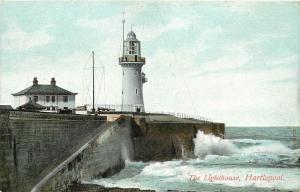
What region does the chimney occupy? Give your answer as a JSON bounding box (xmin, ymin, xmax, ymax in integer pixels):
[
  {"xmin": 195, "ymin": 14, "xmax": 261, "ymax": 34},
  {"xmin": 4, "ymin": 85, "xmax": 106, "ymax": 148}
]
[
  {"xmin": 33, "ymin": 77, "xmax": 38, "ymax": 86},
  {"xmin": 51, "ymin": 78, "xmax": 56, "ymax": 86}
]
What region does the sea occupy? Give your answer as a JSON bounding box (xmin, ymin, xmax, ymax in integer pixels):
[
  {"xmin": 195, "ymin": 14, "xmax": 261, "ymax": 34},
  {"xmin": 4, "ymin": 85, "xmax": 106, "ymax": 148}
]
[{"xmin": 88, "ymin": 127, "xmax": 300, "ymax": 192}]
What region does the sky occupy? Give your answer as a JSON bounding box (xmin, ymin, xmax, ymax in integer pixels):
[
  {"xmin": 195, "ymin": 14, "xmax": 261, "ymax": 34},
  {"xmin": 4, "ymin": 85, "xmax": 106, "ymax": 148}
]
[{"xmin": 0, "ymin": 1, "xmax": 299, "ymax": 126}]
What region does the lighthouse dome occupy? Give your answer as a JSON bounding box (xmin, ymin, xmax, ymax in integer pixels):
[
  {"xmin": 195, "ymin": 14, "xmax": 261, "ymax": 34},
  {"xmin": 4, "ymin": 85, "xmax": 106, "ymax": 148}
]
[{"xmin": 127, "ymin": 31, "xmax": 138, "ymax": 41}]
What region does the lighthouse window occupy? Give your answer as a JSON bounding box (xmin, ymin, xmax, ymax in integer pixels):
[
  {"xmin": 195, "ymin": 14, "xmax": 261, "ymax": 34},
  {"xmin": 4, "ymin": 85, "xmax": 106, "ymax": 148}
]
[
  {"xmin": 46, "ymin": 96, "xmax": 50, "ymax": 102},
  {"xmin": 135, "ymin": 88, "xmax": 138, "ymax": 94},
  {"xmin": 135, "ymin": 69, "xmax": 138, "ymax": 75}
]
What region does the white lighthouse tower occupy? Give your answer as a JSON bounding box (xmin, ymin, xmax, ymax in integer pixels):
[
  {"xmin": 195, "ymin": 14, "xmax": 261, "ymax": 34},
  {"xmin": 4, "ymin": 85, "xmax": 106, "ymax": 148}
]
[{"xmin": 119, "ymin": 22, "xmax": 147, "ymax": 112}]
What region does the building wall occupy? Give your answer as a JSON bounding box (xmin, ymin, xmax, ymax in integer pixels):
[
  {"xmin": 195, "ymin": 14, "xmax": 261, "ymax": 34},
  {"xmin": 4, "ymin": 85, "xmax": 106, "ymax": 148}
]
[
  {"xmin": 37, "ymin": 94, "xmax": 75, "ymax": 109},
  {"xmin": 13, "ymin": 95, "xmax": 29, "ymax": 108},
  {"xmin": 13, "ymin": 94, "xmax": 76, "ymax": 109},
  {"xmin": 0, "ymin": 111, "xmax": 105, "ymax": 192}
]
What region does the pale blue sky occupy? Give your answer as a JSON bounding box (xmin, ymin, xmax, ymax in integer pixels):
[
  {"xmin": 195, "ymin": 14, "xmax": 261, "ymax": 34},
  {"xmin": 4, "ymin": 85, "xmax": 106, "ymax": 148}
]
[{"xmin": 0, "ymin": 1, "xmax": 299, "ymax": 126}]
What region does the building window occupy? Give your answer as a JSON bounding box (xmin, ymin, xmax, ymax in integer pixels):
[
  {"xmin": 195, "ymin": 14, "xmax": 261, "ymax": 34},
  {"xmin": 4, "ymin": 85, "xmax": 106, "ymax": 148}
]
[
  {"xmin": 135, "ymin": 88, "xmax": 138, "ymax": 95},
  {"xmin": 46, "ymin": 96, "xmax": 50, "ymax": 102},
  {"xmin": 51, "ymin": 96, "xmax": 55, "ymax": 102},
  {"xmin": 33, "ymin": 96, "xmax": 38, "ymax": 102},
  {"xmin": 63, "ymin": 96, "xmax": 68, "ymax": 102}
]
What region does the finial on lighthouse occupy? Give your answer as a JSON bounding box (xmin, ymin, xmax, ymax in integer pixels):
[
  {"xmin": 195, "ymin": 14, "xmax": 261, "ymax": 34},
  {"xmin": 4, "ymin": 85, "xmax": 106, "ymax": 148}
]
[{"xmin": 122, "ymin": 10, "xmax": 125, "ymax": 22}]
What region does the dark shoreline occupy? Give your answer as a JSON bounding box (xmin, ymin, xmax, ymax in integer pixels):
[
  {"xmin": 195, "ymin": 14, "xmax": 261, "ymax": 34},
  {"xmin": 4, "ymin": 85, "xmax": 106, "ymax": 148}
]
[
  {"xmin": 69, "ymin": 183, "xmax": 299, "ymax": 192},
  {"xmin": 69, "ymin": 183, "xmax": 155, "ymax": 192}
]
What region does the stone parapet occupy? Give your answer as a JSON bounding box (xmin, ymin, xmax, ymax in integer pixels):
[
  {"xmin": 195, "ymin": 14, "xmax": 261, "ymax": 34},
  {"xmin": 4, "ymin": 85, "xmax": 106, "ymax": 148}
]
[{"xmin": 0, "ymin": 111, "xmax": 106, "ymax": 192}]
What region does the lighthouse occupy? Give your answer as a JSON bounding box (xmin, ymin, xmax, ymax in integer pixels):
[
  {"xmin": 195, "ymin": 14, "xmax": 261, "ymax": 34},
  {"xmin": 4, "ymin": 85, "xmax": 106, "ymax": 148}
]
[{"xmin": 119, "ymin": 24, "xmax": 147, "ymax": 112}]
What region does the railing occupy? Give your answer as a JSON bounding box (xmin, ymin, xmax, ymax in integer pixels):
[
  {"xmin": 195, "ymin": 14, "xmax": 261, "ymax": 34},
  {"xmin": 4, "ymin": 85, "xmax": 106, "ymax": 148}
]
[
  {"xmin": 90, "ymin": 104, "xmax": 215, "ymax": 124},
  {"xmin": 95, "ymin": 104, "xmax": 144, "ymax": 113},
  {"xmin": 119, "ymin": 56, "xmax": 145, "ymax": 63},
  {"xmin": 145, "ymin": 110, "xmax": 215, "ymax": 124},
  {"xmin": 167, "ymin": 112, "xmax": 215, "ymax": 123}
]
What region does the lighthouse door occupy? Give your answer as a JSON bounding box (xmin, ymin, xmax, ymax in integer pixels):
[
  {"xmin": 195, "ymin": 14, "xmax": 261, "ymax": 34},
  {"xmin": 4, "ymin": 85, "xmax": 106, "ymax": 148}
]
[{"xmin": 136, "ymin": 107, "xmax": 141, "ymax": 112}]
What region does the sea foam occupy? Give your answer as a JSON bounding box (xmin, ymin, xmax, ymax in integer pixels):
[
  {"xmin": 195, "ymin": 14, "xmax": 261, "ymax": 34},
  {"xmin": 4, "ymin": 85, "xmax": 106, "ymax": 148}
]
[
  {"xmin": 193, "ymin": 130, "xmax": 299, "ymax": 159},
  {"xmin": 90, "ymin": 129, "xmax": 300, "ymax": 191},
  {"xmin": 193, "ymin": 131, "xmax": 238, "ymax": 158}
]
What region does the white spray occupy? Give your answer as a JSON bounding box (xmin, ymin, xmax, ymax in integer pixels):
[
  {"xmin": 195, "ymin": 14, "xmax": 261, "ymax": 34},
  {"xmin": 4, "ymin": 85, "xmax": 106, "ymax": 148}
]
[
  {"xmin": 120, "ymin": 127, "xmax": 134, "ymax": 164},
  {"xmin": 193, "ymin": 130, "xmax": 238, "ymax": 159},
  {"xmin": 181, "ymin": 144, "xmax": 185, "ymax": 158},
  {"xmin": 193, "ymin": 130, "xmax": 299, "ymax": 161}
]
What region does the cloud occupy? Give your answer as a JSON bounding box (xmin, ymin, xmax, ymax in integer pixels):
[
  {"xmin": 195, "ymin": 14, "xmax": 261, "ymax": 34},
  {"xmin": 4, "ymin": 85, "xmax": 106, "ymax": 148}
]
[
  {"xmin": 268, "ymin": 54, "xmax": 299, "ymax": 67},
  {"xmin": 145, "ymin": 59, "xmax": 299, "ymax": 126},
  {"xmin": 201, "ymin": 50, "xmax": 250, "ymax": 73},
  {"xmin": 1, "ymin": 2, "xmax": 299, "ymax": 126},
  {"xmin": 143, "ymin": 25, "xmax": 299, "ymax": 126},
  {"xmin": 77, "ymin": 13, "xmax": 193, "ymax": 42},
  {"xmin": 76, "ymin": 6, "xmax": 146, "ymax": 37},
  {"xmin": 76, "ymin": 16, "xmax": 119, "ymax": 35},
  {"xmin": 1, "ymin": 24, "xmax": 55, "ymax": 51},
  {"xmin": 190, "ymin": 28, "xmax": 293, "ymax": 76},
  {"xmin": 195, "ymin": 26, "xmax": 223, "ymax": 52},
  {"xmin": 1, "ymin": 48, "xmax": 122, "ymax": 108},
  {"xmin": 218, "ymin": 2, "xmax": 258, "ymax": 13},
  {"xmin": 135, "ymin": 17, "xmax": 191, "ymax": 42}
]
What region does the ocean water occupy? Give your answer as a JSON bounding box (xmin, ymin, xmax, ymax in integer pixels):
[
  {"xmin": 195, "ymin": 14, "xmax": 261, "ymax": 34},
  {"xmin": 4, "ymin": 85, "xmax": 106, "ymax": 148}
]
[{"xmin": 88, "ymin": 127, "xmax": 300, "ymax": 192}]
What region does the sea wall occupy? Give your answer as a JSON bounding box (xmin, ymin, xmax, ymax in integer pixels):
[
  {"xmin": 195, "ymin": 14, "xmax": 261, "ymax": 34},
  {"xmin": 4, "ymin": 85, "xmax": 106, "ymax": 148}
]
[
  {"xmin": 0, "ymin": 110, "xmax": 14, "ymax": 191},
  {"xmin": 0, "ymin": 110, "xmax": 106, "ymax": 192},
  {"xmin": 132, "ymin": 117, "xmax": 225, "ymax": 161},
  {"xmin": 33, "ymin": 116, "xmax": 132, "ymax": 192},
  {"xmin": 0, "ymin": 111, "xmax": 225, "ymax": 192}
]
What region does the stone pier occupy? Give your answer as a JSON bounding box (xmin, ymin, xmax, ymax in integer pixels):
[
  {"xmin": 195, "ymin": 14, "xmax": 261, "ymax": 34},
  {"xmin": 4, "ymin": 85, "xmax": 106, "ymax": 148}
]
[{"xmin": 0, "ymin": 110, "xmax": 224, "ymax": 192}]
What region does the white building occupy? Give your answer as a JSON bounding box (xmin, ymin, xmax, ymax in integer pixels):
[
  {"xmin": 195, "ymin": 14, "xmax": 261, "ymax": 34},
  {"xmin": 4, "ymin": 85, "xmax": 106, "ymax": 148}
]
[
  {"xmin": 119, "ymin": 30, "xmax": 147, "ymax": 112},
  {"xmin": 12, "ymin": 77, "xmax": 77, "ymax": 111}
]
